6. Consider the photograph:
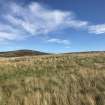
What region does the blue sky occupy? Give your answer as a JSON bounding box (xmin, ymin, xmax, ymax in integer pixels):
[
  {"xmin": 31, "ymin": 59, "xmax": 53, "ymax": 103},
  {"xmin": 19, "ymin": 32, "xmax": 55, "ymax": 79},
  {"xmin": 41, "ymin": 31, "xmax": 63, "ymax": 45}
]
[{"xmin": 0, "ymin": 0, "xmax": 105, "ymax": 53}]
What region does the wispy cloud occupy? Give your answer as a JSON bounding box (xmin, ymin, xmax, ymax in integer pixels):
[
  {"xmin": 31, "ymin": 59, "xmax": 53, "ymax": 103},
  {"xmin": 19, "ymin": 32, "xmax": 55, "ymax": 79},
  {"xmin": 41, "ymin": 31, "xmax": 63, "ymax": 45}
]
[
  {"xmin": 0, "ymin": 2, "xmax": 89, "ymax": 42},
  {"xmin": 0, "ymin": 1, "xmax": 104, "ymax": 44},
  {"xmin": 47, "ymin": 38, "xmax": 70, "ymax": 45},
  {"xmin": 88, "ymin": 24, "xmax": 105, "ymax": 34}
]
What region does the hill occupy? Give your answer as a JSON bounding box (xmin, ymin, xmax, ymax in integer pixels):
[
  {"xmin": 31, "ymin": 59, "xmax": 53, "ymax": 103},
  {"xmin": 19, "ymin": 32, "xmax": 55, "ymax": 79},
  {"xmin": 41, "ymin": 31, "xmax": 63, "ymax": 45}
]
[{"xmin": 0, "ymin": 50, "xmax": 49, "ymax": 57}]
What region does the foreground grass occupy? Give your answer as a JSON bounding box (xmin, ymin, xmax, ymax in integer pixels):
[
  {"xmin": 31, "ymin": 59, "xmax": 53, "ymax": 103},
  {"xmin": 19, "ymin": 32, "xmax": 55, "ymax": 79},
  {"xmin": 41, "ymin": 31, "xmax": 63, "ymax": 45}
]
[{"xmin": 0, "ymin": 53, "xmax": 105, "ymax": 105}]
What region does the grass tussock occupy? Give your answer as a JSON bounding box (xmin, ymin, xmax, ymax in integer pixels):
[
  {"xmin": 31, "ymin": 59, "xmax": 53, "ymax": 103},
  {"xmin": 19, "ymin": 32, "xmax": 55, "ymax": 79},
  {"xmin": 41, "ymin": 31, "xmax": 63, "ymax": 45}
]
[{"xmin": 0, "ymin": 53, "xmax": 105, "ymax": 105}]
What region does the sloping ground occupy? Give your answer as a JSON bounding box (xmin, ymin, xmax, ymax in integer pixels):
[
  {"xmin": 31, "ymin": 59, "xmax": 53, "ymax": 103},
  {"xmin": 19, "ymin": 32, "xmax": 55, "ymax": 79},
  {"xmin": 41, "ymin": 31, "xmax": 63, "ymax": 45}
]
[
  {"xmin": 0, "ymin": 50, "xmax": 49, "ymax": 57},
  {"xmin": 0, "ymin": 53, "xmax": 105, "ymax": 105}
]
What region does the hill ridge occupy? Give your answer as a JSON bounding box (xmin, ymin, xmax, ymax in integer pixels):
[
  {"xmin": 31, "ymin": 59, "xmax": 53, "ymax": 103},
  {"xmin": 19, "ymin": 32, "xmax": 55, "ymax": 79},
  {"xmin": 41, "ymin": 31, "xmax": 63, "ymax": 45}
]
[{"xmin": 0, "ymin": 49, "xmax": 49, "ymax": 57}]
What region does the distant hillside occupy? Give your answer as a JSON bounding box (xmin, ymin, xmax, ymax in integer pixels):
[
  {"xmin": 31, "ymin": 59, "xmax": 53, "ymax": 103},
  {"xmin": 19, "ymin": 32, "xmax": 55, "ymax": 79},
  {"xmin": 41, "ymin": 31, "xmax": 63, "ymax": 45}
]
[
  {"xmin": 63, "ymin": 51, "xmax": 105, "ymax": 55},
  {"xmin": 0, "ymin": 50, "xmax": 49, "ymax": 57}
]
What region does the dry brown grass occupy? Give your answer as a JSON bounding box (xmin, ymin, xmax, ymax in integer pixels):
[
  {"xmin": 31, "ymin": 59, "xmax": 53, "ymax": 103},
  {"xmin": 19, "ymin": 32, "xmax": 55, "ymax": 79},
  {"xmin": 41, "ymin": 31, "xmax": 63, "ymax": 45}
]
[{"xmin": 0, "ymin": 53, "xmax": 105, "ymax": 105}]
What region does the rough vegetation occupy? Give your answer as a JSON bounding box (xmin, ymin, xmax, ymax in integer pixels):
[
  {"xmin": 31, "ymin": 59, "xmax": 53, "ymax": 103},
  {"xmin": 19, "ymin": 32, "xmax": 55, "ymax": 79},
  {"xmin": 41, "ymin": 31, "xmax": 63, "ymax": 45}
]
[{"xmin": 0, "ymin": 52, "xmax": 105, "ymax": 105}]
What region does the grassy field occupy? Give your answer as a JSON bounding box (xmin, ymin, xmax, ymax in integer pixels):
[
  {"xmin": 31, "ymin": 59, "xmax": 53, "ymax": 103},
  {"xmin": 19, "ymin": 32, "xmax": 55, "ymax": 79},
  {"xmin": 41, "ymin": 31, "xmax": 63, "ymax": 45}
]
[{"xmin": 0, "ymin": 52, "xmax": 105, "ymax": 105}]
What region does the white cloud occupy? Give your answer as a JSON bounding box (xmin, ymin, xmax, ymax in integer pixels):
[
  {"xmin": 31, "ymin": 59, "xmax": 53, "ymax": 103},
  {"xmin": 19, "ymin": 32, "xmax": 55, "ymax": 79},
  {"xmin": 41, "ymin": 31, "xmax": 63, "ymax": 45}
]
[
  {"xmin": 89, "ymin": 24, "xmax": 105, "ymax": 34},
  {"xmin": 47, "ymin": 38, "xmax": 70, "ymax": 45},
  {"xmin": 5, "ymin": 3, "xmax": 71, "ymax": 35},
  {"xmin": 66, "ymin": 20, "xmax": 88, "ymax": 29},
  {"xmin": 0, "ymin": 1, "xmax": 105, "ymax": 44},
  {"xmin": 0, "ymin": 22, "xmax": 27, "ymax": 41},
  {"xmin": 0, "ymin": 2, "xmax": 90, "ymax": 42}
]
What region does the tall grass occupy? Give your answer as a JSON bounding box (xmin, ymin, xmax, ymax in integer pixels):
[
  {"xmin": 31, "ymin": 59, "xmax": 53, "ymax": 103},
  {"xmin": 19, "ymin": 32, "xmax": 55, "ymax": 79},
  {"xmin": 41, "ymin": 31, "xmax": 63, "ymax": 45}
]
[{"xmin": 0, "ymin": 53, "xmax": 105, "ymax": 105}]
